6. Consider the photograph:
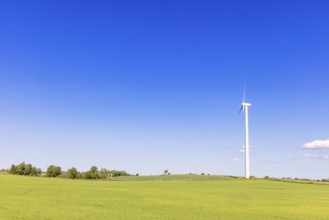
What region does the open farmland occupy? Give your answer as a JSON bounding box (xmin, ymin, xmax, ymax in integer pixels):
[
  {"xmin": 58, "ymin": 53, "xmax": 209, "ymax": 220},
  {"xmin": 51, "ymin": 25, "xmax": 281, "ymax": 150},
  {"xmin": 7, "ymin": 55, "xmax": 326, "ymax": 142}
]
[{"xmin": 1, "ymin": 175, "xmax": 329, "ymax": 220}]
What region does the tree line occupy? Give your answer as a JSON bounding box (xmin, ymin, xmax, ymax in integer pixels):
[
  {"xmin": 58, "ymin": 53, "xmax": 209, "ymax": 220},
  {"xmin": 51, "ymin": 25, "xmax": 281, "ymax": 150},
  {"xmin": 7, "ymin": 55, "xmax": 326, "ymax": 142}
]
[{"xmin": 8, "ymin": 162, "xmax": 131, "ymax": 179}]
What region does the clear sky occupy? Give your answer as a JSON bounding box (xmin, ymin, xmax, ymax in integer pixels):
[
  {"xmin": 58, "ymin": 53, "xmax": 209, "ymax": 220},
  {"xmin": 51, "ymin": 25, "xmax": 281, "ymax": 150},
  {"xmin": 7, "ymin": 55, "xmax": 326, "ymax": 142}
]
[{"xmin": 1, "ymin": 1, "xmax": 329, "ymax": 179}]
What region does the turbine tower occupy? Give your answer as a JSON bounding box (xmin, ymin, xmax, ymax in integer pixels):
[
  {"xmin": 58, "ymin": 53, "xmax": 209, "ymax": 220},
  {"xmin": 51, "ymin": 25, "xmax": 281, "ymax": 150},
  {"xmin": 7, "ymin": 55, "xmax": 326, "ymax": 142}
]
[{"xmin": 239, "ymin": 90, "xmax": 251, "ymax": 179}]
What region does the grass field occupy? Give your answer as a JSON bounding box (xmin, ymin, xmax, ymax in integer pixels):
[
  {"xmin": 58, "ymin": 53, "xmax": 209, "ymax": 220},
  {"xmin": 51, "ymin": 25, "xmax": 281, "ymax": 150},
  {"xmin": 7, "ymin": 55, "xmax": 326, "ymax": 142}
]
[{"xmin": 1, "ymin": 174, "xmax": 329, "ymax": 220}]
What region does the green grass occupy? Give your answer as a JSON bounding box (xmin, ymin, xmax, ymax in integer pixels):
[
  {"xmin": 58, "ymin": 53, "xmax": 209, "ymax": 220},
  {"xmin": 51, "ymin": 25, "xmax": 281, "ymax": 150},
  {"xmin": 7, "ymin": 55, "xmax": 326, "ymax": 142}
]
[
  {"xmin": 109, "ymin": 174, "xmax": 238, "ymax": 181},
  {"xmin": 1, "ymin": 174, "xmax": 329, "ymax": 219}
]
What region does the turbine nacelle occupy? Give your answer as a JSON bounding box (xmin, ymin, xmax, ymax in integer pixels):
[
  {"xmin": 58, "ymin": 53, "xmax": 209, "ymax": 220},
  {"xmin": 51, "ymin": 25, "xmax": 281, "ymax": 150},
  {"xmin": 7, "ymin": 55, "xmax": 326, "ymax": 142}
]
[
  {"xmin": 242, "ymin": 102, "xmax": 251, "ymax": 107},
  {"xmin": 239, "ymin": 102, "xmax": 251, "ymax": 113}
]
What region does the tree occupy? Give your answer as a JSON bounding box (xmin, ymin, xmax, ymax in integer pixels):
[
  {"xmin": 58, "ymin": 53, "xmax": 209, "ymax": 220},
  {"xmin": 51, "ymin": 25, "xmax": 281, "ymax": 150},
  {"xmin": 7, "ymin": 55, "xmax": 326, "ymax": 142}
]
[
  {"xmin": 8, "ymin": 163, "xmax": 41, "ymax": 176},
  {"xmin": 16, "ymin": 162, "xmax": 26, "ymax": 175},
  {"xmin": 46, "ymin": 165, "xmax": 62, "ymax": 177},
  {"xmin": 164, "ymin": 170, "xmax": 169, "ymax": 175},
  {"xmin": 90, "ymin": 166, "xmax": 98, "ymax": 173},
  {"xmin": 67, "ymin": 167, "xmax": 79, "ymax": 179},
  {"xmin": 9, "ymin": 164, "xmax": 16, "ymax": 174},
  {"xmin": 24, "ymin": 164, "xmax": 33, "ymax": 176},
  {"xmin": 99, "ymin": 168, "xmax": 110, "ymax": 179},
  {"xmin": 30, "ymin": 167, "xmax": 41, "ymax": 176},
  {"xmin": 83, "ymin": 171, "xmax": 92, "ymax": 179},
  {"xmin": 84, "ymin": 166, "xmax": 100, "ymax": 179}
]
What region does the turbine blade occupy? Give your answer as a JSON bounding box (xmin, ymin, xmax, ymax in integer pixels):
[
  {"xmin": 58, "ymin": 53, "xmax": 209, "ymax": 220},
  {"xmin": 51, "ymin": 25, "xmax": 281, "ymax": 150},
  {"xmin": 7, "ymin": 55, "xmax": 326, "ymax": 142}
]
[
  {"xmin": 239, "ymin": 105, "xmax": 243, "ymax": 113},
  {"xmin": 242, "ymin": 83, "xmax": 246, "ymax": 103}
]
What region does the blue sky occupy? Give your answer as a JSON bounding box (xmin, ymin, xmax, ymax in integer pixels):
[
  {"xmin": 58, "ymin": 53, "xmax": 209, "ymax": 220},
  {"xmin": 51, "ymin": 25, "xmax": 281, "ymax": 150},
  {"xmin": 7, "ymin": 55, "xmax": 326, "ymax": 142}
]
[{"xmin": 1, "ymin": 1, "xmax": 329, "ymax": 179}]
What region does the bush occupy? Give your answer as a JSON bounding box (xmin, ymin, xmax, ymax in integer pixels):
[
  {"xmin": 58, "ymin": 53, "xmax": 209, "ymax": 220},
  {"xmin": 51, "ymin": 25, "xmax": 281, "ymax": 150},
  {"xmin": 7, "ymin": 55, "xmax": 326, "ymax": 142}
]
[
  {"xmin": 111, "ymin": 170, "xmax": 130, "ymax": 177},
  {"xmin": 59, "ymin": 173, "xmax": 68, "ymax": 179},
  {"xmin": 75, "ymin": 172, "xmax": 83, "ymax": 179}
]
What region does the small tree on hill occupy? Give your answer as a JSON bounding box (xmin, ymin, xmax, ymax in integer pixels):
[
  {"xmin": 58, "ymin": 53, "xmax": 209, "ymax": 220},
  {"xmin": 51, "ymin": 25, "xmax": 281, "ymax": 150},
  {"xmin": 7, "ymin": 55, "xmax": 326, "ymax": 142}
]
[
  {"xmin": 84, "ymin": 166, "xmax": 100, "ymax": 179},
  {"xmin": 99, "ymin": 168, "xmax": 110, "ymax": 179},
  {"xmin": 67, "ymin": 167, "xmax": 79, "ymax": 179},
  {"xmin": 24, "ymin": 164, "xmax": 33, "ymax": 175},
  {"xmin": 9, "ymin": 165, "xmax": 16, "ymax": 174},
  {"xmin": 16, "ymin": 162, "xmax": 26, "ymax": 175},
  {"xmin": 46, "ymin": 165, "xmax": 62, "ymax": 177},
  {"xmin": 8, "ymin": 163, "xmax": 41, "ymax": 176},
  {"xmin": 31, "ymin": 167, "xmax": 41, "ymax": 176}
]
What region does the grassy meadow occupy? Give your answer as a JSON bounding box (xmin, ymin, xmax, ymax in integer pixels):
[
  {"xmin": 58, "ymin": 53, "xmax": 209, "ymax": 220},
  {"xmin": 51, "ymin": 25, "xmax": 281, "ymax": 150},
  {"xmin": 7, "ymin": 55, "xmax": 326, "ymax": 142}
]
[{"xmin": 1, "ymin": 174, "xmax": 329, "ymax": 219}]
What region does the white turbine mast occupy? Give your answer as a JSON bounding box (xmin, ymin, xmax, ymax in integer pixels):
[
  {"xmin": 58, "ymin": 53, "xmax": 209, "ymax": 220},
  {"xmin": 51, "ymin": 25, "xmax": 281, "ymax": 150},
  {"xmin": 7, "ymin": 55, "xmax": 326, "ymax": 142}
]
[{"xmin": 239, "ymin": 87, "xmax": 251, "ymax": 179}]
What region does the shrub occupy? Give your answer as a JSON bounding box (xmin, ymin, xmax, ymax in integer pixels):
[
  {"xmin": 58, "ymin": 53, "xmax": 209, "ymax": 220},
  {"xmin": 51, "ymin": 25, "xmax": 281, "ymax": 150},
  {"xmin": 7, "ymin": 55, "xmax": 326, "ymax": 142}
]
[
  {"xmin": 59, "ymin": 173, "xmax": 68, "ymax": 179},
  {"xmin": 111, "ymin": 170, "xmax": 130, "ymax": 177},
  {"xmin": 75, "ymin": 173, "xmax": 83, "ymax": 179}
]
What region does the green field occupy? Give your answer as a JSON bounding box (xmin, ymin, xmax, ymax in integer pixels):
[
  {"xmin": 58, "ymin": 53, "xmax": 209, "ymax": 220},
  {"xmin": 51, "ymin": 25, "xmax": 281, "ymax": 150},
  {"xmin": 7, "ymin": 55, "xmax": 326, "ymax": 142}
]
[{"xmin": 1, "ymin": 174, "xmax": 329, "ymax": 220}]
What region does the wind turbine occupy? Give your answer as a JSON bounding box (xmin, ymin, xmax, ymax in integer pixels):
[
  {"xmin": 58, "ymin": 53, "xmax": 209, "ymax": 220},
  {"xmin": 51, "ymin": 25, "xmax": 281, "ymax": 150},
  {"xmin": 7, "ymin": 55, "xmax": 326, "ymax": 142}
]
[{"xmin": 239, "ymin": 89, "xmax": 251, "ymax": 179}]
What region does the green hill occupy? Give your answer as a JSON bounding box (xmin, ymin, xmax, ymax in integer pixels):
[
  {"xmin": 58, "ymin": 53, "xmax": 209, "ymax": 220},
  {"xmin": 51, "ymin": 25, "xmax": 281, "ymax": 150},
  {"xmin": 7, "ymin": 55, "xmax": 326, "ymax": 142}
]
[{"xmin": 1, "ymin": 174, "xmax": 329, "ymax": 219}]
